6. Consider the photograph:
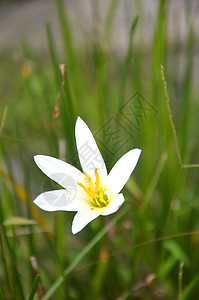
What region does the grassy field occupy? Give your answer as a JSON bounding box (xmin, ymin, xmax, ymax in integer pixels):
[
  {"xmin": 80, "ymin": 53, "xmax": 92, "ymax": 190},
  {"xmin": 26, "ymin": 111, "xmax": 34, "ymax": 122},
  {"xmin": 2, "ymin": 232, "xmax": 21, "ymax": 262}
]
[{"xmin": 1, "ymin": 0, "xmax": 199, "ymax": 299}]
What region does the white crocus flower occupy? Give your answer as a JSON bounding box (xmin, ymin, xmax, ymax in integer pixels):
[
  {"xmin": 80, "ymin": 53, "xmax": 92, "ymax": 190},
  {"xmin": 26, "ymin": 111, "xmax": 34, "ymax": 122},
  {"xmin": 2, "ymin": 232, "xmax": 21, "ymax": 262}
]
[{"xmin": 34, "ymin": 117, "xmax": 141, "ymax": 234}]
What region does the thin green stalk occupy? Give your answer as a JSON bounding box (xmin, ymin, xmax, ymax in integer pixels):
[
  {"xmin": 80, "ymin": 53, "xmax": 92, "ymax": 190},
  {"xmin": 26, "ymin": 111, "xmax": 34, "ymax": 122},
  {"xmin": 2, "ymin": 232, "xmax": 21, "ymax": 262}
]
[
  {"xmin": 178, "ymin": 262, "xmax": 184, "ymax": 300},
  {"xmin": 55, "ymin": 211, "xmax": 66, "ymax": 299},
  {"xmin": 114, "ymin": 230, "xmax": 199, "ymax": 254},
  {"xmin": 161, "ymin": 65, "xmax": 199, "ymax": 168},
  {"xmin": 161, "ymin": 65, "xmax": 182, "ymax": 166},
  {"xmin": 42, "ymin": 206, "xmax": 128, "ymax": 300},
  {"xmin": 181, "ymin": 164, "xmax": 199, "ymax": 168}
]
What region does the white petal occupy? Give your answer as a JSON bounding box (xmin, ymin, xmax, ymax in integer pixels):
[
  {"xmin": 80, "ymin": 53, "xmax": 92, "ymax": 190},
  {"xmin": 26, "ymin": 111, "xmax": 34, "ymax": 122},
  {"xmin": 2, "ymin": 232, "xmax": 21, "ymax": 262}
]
[
  {"xmin": 34, "ymin": 155, "xmax": 84, "ymax": 189},
  {"xmin": 34, "ymin": 190, "xmax": 90, "ymax": 212},
  {"xmin": 101, "ymin": 193, "xmax": 125, "ymax": 216},
  {"xmin": 72, "ymin": 209, "xmax": 102, "ymax": 234},
  {"xmin": 108, "ymin": 148, "xmax": 141, "ymax": 195},
  {"xmin": 75, "ymin": 117, "xmax": 107, "ymax": 181}
]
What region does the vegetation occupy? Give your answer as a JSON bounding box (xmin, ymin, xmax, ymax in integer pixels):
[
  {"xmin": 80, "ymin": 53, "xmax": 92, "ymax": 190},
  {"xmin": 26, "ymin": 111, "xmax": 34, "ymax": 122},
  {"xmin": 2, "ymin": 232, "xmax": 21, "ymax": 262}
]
[{"xmin": 0, "ymin": 0, "xmax": 199, "ymax": 299}]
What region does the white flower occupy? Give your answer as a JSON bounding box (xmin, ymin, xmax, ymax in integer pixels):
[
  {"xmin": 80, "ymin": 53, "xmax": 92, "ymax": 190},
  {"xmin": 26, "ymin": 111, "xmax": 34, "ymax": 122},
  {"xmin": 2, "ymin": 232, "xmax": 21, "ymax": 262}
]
[{"xmin": 34, "ymin": 117, "xmax": 141, "ymax": 234}]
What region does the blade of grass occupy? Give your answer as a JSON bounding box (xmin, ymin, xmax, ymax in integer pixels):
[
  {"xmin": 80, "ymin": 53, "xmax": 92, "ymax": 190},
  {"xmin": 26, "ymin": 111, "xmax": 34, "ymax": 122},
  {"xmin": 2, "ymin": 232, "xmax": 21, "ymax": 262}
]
[
  {"xmin": 30, "ymin": 256, "xmax": 45, "ymax": 299},
  {"xmin": 90, "ymin": 248, "xmax": 109, "ymax": 299},
  {"xmin": 181, "ymin": 26, "xmax": 194, "ymax": 160},
  {"xmin": 47, "ymin": 6, "xmax": 76, "ymax": 158},
  {"xmin": 46, "ymin": 21, "xmax": 76, "ymax": 152},
  {"xmin": 96, "ymin": 0, "xmax": 119, "ymax": 119},
  {"xmin": 103, "ymin": 0, "xmax": 119, "ymax": 42},
  {"xmin": 158, "ymin": 256, "xmax": 177, "ymax": 279},
  {"xmin": 182, "ymin": 275, "xmax": 199, "ymax": 300},
  {"xmin": 0, "ymin": 224, "xmax": 25, "ymax": 300},
  {"xmin": 0, "ymin": 105, "xmax": 8, "ymax": 137},
  {"xmin": 141, "ymin": 0, "xmax": 167, "ymax": 187},
  {"xmin": 0, "ymin": 287, "xmax": 6, "ymax": 300},
  {"xmin": 0, "ymin": 167, "xmax": 52, "ymax": 238},
  {"xmin": 3, "ymin": 216, "xmax": 37, "ymax": 226},
  {"xmin": 118, "ymin": 16, "xmax": 139, "ymax": 109},
  {"xmin": 141, "ymin": 151, "xmax": 168, "ymax": 212},
  {"xmin": 60, "ymin": 66, "xmax": 76, "ymax": 157},
  {"xmin": 28, "ymin": 274, "xmax": 40, "ymax": 300},
  {"xmin": 46, "ymin": 23, "xmax": 60, "ymax": 86},
  {"xmin": 56, "ymin": 0, "xmax": 75, "ymax": 68},
  {"xmin": 165, "ymin": 240, "xmax": 190, "ymax": 265},
  {"xmin": 0, "ymin": 201, "xmax": 11, "ymax": 298},
  {"xmin": 42, "ymin": 206, "xmax": 128, "ymax": 300}
]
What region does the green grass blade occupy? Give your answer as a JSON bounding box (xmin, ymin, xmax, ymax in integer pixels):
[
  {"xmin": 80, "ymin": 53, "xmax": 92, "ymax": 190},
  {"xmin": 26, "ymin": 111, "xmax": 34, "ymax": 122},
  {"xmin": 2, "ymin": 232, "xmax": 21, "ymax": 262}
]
[
  {"xmin": 0, "ymin": 287, "xmax": 6, "ymax": 300},
  {"xmin": 118, "ymin": 15, "xmax": 139, "ymax": 108},
  {"xmin": 103, "ymin": 0, "xmax": 118, "ymax": 42},
  {"xmin": 141, "ymin": 151, "xmax": 168, "ymax": 212},
  {"xmin": 56, "ymin": 0, "xmax": 75, "ymax": 67},
  {"xmin": 28, "ymin": 274, "xmax": 40, "ymax": 300},
  {"xmin": 46, "ymin": 22, "xmax": 60, "ymax": 86},
  {"xmin": 181, "ymin": 26, "xmax": 194, "ymax": 160},
  {"xmin": 182, "ymin": 275, "xmax": 199, "ymax": 300},
  {"xmin": 164, "ymin": 240, "xmax": 190, "ymax": 266}
]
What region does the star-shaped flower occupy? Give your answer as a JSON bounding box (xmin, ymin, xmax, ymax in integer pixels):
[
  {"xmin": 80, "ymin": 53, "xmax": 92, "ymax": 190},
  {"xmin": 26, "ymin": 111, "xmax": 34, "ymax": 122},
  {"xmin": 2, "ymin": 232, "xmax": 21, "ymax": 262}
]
[{"xmin": 34, "ymin": 117, "xmax": 141, "ymax": 234}]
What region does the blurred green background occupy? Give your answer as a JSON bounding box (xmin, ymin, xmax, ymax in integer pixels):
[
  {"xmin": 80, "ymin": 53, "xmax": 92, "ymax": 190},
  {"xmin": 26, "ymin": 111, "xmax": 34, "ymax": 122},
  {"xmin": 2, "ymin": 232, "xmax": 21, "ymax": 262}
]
[{"xmin": 1, "ymin": 0, "xmax": 199, "ymax": 299}]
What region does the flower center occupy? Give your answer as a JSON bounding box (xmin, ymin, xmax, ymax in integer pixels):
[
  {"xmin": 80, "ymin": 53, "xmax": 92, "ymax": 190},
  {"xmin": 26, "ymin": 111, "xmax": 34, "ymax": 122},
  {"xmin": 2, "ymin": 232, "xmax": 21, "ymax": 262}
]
[{"xmin": 77, "ymin": 168, "xmax": 110, "ymax": 208}]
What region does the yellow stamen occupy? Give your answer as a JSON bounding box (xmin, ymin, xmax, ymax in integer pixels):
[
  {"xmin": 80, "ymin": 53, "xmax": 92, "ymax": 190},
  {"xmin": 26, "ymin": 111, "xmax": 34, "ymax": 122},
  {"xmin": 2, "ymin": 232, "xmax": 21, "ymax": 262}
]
[
  {"xmin": 77, "ymin": 182, "xmax": 98, "ymax": 198},
  {"xmin": 88, "ymin": 178, "xmax": 94, "ymax": 192},
  {"xmin": 84, "ymin": 176, "xmax": 95, "ymax": 195},
  {"xmin": 95, "ymin": 168, "xmax": 100, "ymax": 190},
  {"xmin": 84, "ymin": 176, "xmax": 94, "ymax": 192},
  {"xmin": 94, "ymin": 197, "xmax": 101, "ymax": 207},
  {"xmin": 78, "ymin": 169, "xmax": 109, "ymax": 208}
]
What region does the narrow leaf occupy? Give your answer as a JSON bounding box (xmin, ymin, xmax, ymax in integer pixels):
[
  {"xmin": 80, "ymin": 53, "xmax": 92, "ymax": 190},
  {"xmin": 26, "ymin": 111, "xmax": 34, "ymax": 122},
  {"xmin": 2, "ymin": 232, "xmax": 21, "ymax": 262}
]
[
  {"xmin": 3, "ymin": 216, "xmax": 37, "ymax": 226},
  {"xmin": 28, "ymin": 274, "xmax": 40, "ymax": 300}
]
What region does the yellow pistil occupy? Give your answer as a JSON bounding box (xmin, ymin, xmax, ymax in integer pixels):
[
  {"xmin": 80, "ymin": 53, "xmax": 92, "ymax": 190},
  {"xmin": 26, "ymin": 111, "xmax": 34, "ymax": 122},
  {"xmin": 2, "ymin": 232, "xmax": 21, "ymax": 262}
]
[
  {"xmin": 100, "ymin": 191, "xmax": 107, "ymax": 205},
  {"xmin": 77, "ymin": 168, "xmax": 110, "ymax": 208}
]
